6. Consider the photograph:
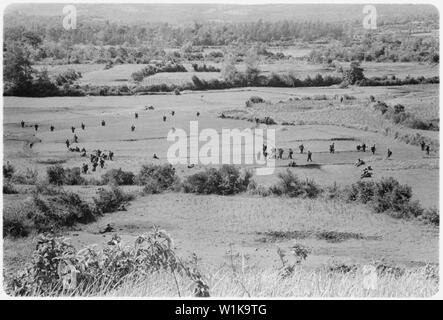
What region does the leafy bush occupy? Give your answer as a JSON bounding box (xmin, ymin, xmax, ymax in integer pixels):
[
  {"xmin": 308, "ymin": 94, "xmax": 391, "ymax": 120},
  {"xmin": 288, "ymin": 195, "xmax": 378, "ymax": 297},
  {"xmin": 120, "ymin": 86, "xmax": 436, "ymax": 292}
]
[
  {"xmin": 93, "ymin": 186, "xmax": 135, "ymax": 214},
  {"xmin": 3, "ymin": 190, "xmax": 96, "ymax": 237},
  {"xmin": 245, "ymin": 95, "xmax": 264, "ymax": 107},
  {"xmin": 46, "ymin": 166, "xmax": 86, "ymax": 185},
  {"xmin": 191, "ymin": 63, "xmax": 220, "ymax": 72},
  {"xmin": 135, "ymin": 164, "xmax": 178, "ymax": 193},
  {"xmin": 11, "ymin": 168, "xmax": 39, "ymax": 184},
  {"xmin": 420, "ymin": 208, "xmax": 439, "ymax": 225},
  {"xmin": 3, "ymin": 181, "xmax": 18, "ymax": 194},
  {"xmin": 46, "ymin": 165, "xmax": 65, "ymax": 185},
  {"xmin": 63, "ymin": 167, "xmax": 86, "ymax": 185},
  {"xmin": 344, "ymin": 177, "xmax": 435, "ymax": 224},
  {"xmin": 372, "ymin": 177, "xmax": 412, "ymax": 213},
  {"xmin": 3, "ymin": 204, "xmax": 33, "ymax": 237},
  {"xmin": 183, "ymin": 165, "xmax": 252, "ymax": 195},
  {"xmin": 270, "ymin": 170, "xmax": 322, "ymax": 198},
  {"xmin": 101, "ymin": 168, "xmax": 135, "ymax": 185},
  {"xmin": 7, "ymin": 230, "xmax": 209, "ymax": 297},
  {"xmin": 3, "ymin": 162, "xmax": 15, "ymax": 179},
  {"xmin": 31, "ymin": 192, "xmax": 96, "ymax": 232}
]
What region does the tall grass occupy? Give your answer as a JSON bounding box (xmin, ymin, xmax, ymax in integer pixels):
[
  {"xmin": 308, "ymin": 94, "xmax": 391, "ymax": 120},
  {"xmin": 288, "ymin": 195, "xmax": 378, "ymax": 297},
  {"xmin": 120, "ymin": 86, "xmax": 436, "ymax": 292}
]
[{"xmin": 108, "ymin": 264, "xmax": 438, "ymax": 297}]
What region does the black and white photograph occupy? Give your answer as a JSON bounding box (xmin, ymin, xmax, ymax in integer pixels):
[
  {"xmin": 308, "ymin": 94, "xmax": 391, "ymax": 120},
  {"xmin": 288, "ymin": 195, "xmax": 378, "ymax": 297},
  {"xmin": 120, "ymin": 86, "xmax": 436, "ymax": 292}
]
[{"xmin": 0, "ymin": 1, "xmax": 440, "ymax": 301}]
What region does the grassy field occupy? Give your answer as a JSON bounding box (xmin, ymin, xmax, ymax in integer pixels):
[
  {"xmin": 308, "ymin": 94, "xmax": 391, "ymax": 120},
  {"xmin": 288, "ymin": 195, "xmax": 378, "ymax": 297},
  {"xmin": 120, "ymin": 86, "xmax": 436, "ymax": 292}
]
[{"xmin": 3, "ymin": 80, "xmax": 439, "ymax": 297}]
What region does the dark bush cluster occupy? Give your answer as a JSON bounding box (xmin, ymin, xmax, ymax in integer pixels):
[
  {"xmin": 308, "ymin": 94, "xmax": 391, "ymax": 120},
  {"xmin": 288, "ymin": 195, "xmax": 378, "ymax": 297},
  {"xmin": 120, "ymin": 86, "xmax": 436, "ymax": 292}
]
[
  {"xmin": 358, "ymin": 75, "xmax": 439, "ymax": 87},
  {"xmin": 93, "ymin": 186, "xmax": 135, "ymax": 214},
  {"xmin": 131, "ymin": 61, "xmax": 187, "ymax": 82},
  {"xmin": 373, "ymin": 102, "xmax": 437, "ymax": 131},
  {"xmin": 46, "ymin": 165, "xmax": 86, "ymax": 185},
  {"xmin": 3, "ymin": 184, "xmax": 136, "ymax": 238},
  {"xmin": 344, "ymin": 177, "xmax": 438, "ymax": 224},
  {"xmin": 135, "ymin": 164, "xmax": 178, "ymax": 194},
  {"xmin": 7, "ymin": 230, "xmax": 208, "ymax": 297},
  {"xmin": 182, "ymin": 165, "xmax": 252, "ymax": 195},
  {"xmin": 269, "ymin": 170, "xmax": 322, "ymax": 198},
  {"xmin": 191, "ymin": 63, "xmax": 220, "ymax": 72},
  {"xmin": 245, "ymin": 95, "xmax": 265, "ymax": 107},
  {"xmin": 3, "ymin": 190, "xmax": 96, "ymax": 237},
  {"xmin": 101, "ymin": 168, "xmax": 135, "ymax": 185}
]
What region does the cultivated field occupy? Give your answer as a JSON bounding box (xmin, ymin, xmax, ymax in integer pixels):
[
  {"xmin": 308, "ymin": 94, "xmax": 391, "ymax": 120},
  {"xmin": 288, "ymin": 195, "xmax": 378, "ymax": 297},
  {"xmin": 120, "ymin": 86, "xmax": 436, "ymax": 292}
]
[{"xmin": 3, "ymin": 81, "xmax": 439, "ymax": 297}]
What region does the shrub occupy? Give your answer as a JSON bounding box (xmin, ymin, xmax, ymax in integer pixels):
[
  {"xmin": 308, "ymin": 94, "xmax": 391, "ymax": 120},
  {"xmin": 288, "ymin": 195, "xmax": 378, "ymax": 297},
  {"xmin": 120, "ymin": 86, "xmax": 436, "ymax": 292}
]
[
  {"xmin": 31, "ymin": 192, "xmax": 96, "ymax": 232},
  {"xmin": 345, "ymin": 180, "xmax": 376, "ymax": 203},
  {"xmin": 101, "ymin": 168, "xmax": 135, "ymax": 185},
  {"xmin": 11, "ymin": 168, "xmax": 39, "ymax": 184},
  {"xmin": 372, "ymin": 177, "xmax": 412, "ymax": 213},
  {"xmin": 3, "ymin": 190, "xmax": 96, "ymax": 237},
  {"xmin": 421, "ymin": 208, "xmax": 439, "ymax": 225},
  {"xmin": 3, "ymin": 181, "xmax": 18, "ymax": 194},
  {"xmin": 135, "ymin": 164, "xmax": 178, "ymax": 192},
  {"xmin": 63, "ymin": 167, "xmax": 86, "ymax": 185},
  {"xmin": 7, "ymin": 230, "xmax": 208, "ymax": 297},
  {"xmin": 373, "ymin": 101, "xmax": 389, "ymax": 114},
  {"xmin": 3, "ymin": 162, "xmax": 14, "ymax": 179},
  {"xmin": 3, "ymin": 204, "xmax": 33, "ymax": 237},
  {"xmin": 183, "ymin": 165, "xmax": 252, "ymax": 195},
  {"xmin": 270, "ymin": 170, "xmax": 322, "ymax": 198},
  {"xmin": 344, "ymin": 177, "xmax": 435, "ymax": 223},
  {"xmin": 46, "ymin": 165, "xmax": 65, "ymax": 185},
  {"xmin": 93, "ymin": 186, "xmax": 135, "ymax": 214}
]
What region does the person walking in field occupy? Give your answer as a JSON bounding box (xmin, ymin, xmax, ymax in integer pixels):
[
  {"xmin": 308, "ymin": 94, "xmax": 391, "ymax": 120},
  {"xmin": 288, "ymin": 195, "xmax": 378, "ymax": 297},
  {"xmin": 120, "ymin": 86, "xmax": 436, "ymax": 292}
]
[
  {"xmin": 288, "ymin": 148, "xmax": 294, "ymax": 159},
  {"xmin": 329, "ymin": 143, "xmax": 335, "ymax": 154},
  {"xmin": 50, "ymin": 125, "xmax": 55, "ymax": 132},
  {"xmin": 135, "ymin": 112, "xmax": 138, "ymax": 119},
  {"xmin": 109, "ymin": 151, "xmax": 114, "ymax": 161},
  {"xmin": 34, "ymin": 124, "xmax": 39, "ymax": 131},
  {"xmin": 131, "ymin": 125, "xmax": 135, "ymax": 132},
  {"xmin": 74, "ymin": 134, "xmax": 78, "ymax": 143},
  {"xmin": 81, "ymin": 123, "xmax": 85, "ymax": 130},
  {"xmin": 21, "ymin": 120, "xmax": 25, "ymax": 128},
  {"xmin": 101, "ymin": 120, "xmax": 106, "ymax": 126},
  {"xmin": 299, "ymin": 144, "xmax": 304, "ymax": 154},
  {"xmin": 29, "ymin": 142, "xmax": 34, "ymax": 149},
  {"xmin": 387, "ymin": 148, "xmax": 392, "ymax": 159},
  {"xmin": 426, "ymin": 145, "xmax": 430, "ymax": 156},
  {"xmin": 362, "ymin": 143, "xmax": 366, "ymax": 152},
  {"xmin": 71, "ymin": 126, "xmax": 75, "ymax": 133},
  {"xmin": 100, "ymin": 158, "xmax": 105, "ymax": 169},
  {"xmin": 307, "ymin": 150, "xmax": 313, "ymax": 162},
  {"xmin": 171, "ymin": 111, "xmax": 175, "ymax": 116},
  {"xmin": 371, "ymin": 144, "xmax": 376, "ymax": 155},
  {"xmin": 65, "ymin": 139, "xmax": 70, "ymax": 148},
  {"xmin": 82, "ymin": 163, "xmax": 88, "ymax": 174},
  {"xmin": 163, "ymin": 116, "xmax": 167, "ymax": 122},
  {"xmin": 278, "ymin": 148, "xmax": 284, "ymax": 159},
  {"xmin": 421, "ymin": 140, "xmax": 426, "ymax": 151}
]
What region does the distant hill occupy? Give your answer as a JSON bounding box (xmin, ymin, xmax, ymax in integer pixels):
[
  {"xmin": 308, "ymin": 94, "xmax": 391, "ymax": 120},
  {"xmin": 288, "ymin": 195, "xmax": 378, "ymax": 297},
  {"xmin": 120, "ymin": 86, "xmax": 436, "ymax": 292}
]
[{"xmin": 4, "ymin": 3, "xmax": 439, "ymax": 25}]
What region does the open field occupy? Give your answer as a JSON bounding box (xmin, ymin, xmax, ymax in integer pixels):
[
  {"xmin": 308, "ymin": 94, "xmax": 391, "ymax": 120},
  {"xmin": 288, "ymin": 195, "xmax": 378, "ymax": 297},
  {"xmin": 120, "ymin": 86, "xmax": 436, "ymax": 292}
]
[{"xmin": 3, "ymin": 76, "xmax": 439, "ymax": 298}]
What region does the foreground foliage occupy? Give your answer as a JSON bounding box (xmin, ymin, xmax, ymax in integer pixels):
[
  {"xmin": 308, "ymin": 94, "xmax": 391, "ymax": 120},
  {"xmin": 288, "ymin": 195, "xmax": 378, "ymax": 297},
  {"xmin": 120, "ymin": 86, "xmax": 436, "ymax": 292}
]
[{"xmin": 7, "ymin": 229, "xmax": 209, "ymax": 297}]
